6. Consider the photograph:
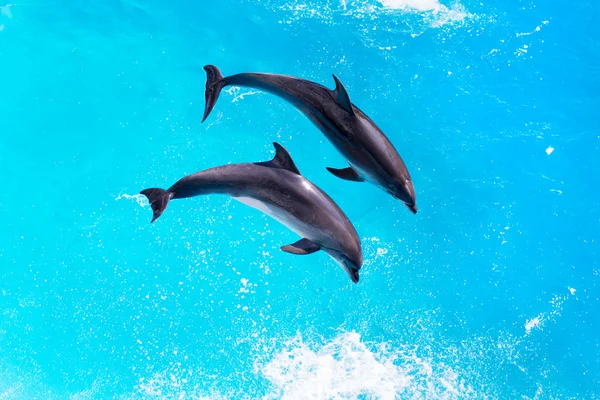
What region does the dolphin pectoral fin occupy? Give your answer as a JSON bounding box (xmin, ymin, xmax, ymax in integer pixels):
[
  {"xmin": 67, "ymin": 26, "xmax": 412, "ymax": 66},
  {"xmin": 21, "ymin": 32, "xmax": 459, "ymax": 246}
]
[
  {"xmin": 256, "ymin": 142, "xmax": 301, "ymax": 175},
  {"xmin": 281, "ymin": 238, "xmax": 321, "ymax": 255},
  {"xmin": 331, "ymin": 74, "xmax": 355, "ymax": 115},
  {"xmin": 326, "ymin": 167, "xmax": 364, "ymax": 182}
]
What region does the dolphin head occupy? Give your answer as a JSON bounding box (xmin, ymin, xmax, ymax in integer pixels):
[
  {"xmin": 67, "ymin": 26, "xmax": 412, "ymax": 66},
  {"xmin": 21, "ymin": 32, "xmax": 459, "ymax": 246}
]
[
  {"xmin": 323, "ymin": 245, "xmax": 363, "ymax": 284},
  {"xmin": 387, "ymin": 177, "xmax": 417, "ymax": 214}
]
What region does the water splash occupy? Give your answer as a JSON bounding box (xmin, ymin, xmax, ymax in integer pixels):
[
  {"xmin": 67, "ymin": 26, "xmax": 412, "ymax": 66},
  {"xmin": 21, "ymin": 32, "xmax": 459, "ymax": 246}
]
[
  {"xmin": 261, "ymin": 331, "xmax": 478, "ymax": 399},
  {"xmin": 224, "ymin": 87, "xmax": 262, "ymax": 103},
  {"xmin": 379, "ymin": 0, "xmax": 443, "ymax": 11},
  {"xmin": 516, "ymin": 20, "xmax": 550, "ymax": 37},
  {"xmin": 261, "ymin": 0, "xmax": 473, "ymax": 29},
  {"xmin": 524, "ymin": 289, "xmax": 576, "ymax": 336},
  {"xmin": 129, "ymin": 370, "xmax": 229, "ymax": 400},
  {"xmin": 116, "ymin": 193, "xmax": 150, "ymax": 207}
]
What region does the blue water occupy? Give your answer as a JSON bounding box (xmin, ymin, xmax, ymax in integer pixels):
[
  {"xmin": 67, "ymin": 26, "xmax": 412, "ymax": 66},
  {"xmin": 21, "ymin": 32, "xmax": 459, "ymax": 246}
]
[{"xmin": 1, "ymin": 0, "xmax": 598, "ymax": 398}]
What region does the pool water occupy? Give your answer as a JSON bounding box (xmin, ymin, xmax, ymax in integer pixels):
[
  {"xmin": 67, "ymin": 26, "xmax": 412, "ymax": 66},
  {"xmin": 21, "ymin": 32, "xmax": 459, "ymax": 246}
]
[{"xmin": 0, "ymin": 0, "xmax": 598, "ymax": 398}]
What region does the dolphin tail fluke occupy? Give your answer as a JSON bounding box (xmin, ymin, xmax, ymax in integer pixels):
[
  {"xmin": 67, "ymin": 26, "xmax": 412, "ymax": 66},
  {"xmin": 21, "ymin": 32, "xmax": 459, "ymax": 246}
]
[
  {"xmin": 202, "ymin": 65, "xmax": 226, "ymax": 123},
  {"xmin": 140, "ymin": 188, "xmax": 173, "ymax": 223}
]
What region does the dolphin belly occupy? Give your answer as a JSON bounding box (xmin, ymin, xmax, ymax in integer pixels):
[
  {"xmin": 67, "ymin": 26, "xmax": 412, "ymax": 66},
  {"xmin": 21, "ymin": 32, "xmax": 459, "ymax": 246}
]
[{"xmin": 233, "ymin": 196, "xmax": 312, "ymax": 239}]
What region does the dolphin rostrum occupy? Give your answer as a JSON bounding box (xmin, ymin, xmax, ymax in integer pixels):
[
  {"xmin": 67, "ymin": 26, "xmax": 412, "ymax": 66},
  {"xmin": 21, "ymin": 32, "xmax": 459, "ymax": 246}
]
[
  {"xmin": 201, "ymin": 65, "xmax": 418, "ymax": 214},
  {"xmin": 140, "ymin": 143, "xmax": 363, "ymax": 283}
]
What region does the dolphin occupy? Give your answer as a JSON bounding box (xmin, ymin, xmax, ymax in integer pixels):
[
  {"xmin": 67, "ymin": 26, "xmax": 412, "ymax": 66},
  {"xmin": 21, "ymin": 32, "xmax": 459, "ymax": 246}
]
[
  {"xmin": 139, "ymin": 143, "xmax": 363, "ymax": 283},
  {"xmin": 201, "ymin": 65, "xmax": 418, "ymax": 214}
]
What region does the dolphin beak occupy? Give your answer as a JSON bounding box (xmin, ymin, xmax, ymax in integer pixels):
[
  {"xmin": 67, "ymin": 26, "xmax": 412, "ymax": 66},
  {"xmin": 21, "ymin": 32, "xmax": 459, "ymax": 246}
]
[
  {"xmin": 405, "ymin": 203, "xmax": 418, "ymax": 214},
  {"xmin": 347, "ymin": 269, "xmax": 359, "ymax": 283},
  {"xmin": 388, "ymin": 190, "xmax": 418, "ymax": 214},
  {"xmin": 342, "ymin": 261, "xmax": 360, "ymax": 284}
]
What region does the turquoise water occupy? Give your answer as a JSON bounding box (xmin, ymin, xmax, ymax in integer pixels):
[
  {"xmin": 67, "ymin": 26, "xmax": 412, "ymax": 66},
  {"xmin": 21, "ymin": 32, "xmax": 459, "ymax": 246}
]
[{"xmin": 1, "ymin": 0, "xmax": 598, "ymax": 398}]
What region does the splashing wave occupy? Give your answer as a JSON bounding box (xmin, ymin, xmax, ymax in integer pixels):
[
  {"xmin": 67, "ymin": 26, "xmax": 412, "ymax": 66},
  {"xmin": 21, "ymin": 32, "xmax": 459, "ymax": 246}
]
[{"xmin": 261, "ymin": 331, "xmax": 478, "ymax": 399}]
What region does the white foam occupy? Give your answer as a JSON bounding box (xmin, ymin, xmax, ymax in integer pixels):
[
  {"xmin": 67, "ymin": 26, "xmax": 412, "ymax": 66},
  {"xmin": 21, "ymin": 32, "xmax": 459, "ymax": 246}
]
[
  {"xmin": 545, "ymin": 146, "xmax": 554, "ymax": 155},
  {"xmin": 261, "ymin": 331, "xmax": 476, "ymax": 399}
]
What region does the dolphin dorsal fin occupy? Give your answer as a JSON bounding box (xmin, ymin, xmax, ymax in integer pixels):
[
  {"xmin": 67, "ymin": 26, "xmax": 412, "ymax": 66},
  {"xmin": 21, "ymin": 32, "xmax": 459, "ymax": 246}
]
[
  {"xmin": 257, "ymin": 142, "xmax": 301, "ymax": 175},
  {"xmin": 332, "ymin": 74, "xmax": 355, "ymax": 115}
]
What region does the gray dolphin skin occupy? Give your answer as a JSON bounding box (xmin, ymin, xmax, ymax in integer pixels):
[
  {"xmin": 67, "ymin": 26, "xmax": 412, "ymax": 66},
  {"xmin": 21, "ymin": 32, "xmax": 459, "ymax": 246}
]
[
  {"xmin": 140, "ymin": 143, "xmax": 363, "ymax": 283},
  {"xmin": 201, "ymin": 65, "xmax": 418, "ymax": 214}
]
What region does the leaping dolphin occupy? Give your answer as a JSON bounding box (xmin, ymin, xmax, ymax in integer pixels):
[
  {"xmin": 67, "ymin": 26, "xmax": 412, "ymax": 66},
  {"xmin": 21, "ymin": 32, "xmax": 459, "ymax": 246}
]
[
  {"xmin": 140, "ymin": 143, "xmax": 363, "ymax": 283},
  {"xmin": 201, "ymin": 65, "xmax": 418, "ymax": 214}
]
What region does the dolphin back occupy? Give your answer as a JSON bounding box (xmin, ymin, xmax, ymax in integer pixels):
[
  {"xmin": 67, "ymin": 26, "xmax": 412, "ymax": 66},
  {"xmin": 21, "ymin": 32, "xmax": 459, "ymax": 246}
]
[{"xmin": 200, "ymin": 65, "xmax": 335, "ymax": 124}]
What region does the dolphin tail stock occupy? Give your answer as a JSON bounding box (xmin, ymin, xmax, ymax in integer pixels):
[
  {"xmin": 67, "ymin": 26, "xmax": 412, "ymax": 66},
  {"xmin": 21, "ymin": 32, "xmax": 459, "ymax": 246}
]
[
  {"xmin": 140, "ymin": 188, "xmax": 173, "ymax": 223},
  {"xmin": 202, "ymin": 64, "xmax": 227, "ymax": 123}
]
